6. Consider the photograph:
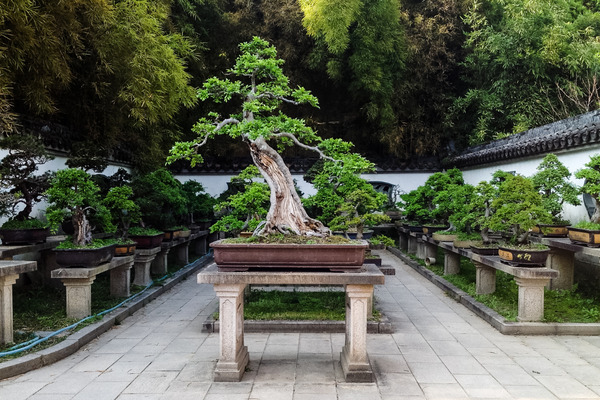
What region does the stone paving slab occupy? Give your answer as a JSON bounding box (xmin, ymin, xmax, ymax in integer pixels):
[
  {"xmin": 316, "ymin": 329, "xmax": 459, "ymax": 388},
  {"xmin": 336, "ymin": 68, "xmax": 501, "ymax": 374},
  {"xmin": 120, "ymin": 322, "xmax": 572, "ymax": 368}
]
[{"xmin": 1, "ymin": 249, "xmax": 600, "ymax": 399}]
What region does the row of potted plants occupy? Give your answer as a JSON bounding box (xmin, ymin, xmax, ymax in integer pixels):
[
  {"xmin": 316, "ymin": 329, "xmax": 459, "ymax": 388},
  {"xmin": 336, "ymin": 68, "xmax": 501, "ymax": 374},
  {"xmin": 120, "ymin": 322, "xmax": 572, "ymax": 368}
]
[{"xmin": 398, "ymin": 153, "xmax": 600, "ymax": 266}]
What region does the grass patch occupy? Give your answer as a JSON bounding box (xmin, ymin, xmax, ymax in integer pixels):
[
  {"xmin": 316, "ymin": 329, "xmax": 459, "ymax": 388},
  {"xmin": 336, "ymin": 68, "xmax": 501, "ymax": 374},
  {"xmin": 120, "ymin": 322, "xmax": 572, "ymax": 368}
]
[
  {"xmin": 214, "ymin": 289, "xmax": 380, "ymax": 321},
  {"xmin": 408, "ymin": 248, "xmax": 600, "ymax": 323}
]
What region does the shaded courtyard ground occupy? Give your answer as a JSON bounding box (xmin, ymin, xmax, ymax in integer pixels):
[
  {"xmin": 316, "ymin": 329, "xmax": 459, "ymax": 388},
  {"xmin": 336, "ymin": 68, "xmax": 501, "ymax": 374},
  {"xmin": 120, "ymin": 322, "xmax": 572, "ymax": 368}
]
[{"xmin": 1, "ymin": 250, "xmax": 600, "ymax": 399}]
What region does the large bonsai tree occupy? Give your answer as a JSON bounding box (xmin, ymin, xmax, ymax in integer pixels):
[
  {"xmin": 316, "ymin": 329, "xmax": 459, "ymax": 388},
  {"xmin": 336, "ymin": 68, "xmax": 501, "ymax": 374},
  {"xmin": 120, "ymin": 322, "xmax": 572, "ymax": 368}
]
[{"xmin": 168, "ymin": 37, "xmax": 343, "ymax": 237}]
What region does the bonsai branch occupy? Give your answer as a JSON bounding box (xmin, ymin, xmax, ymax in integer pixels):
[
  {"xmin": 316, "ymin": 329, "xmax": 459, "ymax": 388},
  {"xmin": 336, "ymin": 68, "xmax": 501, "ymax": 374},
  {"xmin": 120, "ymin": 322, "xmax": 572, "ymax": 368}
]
[{"xmin": 271, "ymin": 132, "xmax": 335, "ymax": 162}]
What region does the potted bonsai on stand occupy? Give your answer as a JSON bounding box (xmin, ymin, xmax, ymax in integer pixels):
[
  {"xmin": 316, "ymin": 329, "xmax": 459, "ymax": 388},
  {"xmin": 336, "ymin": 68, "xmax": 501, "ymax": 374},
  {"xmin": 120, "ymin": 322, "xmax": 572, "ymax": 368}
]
[
  {"xmin": 167, "ymin": 37, "xmax": 368, "ymax": 270},
  {"xmin": 570, "ymin": 154, "xmax": 600, "ymax": 245},
  {"xmin": 103, "ymin": 185, "xmax": 141, "ymax": 256},
  {"xmin": 45, "ymin": 168, "xmax": 116, "ymax": 267},
  {"xmin": 485, "ymin": 174, "xmax": 552, "ymax": 266}
]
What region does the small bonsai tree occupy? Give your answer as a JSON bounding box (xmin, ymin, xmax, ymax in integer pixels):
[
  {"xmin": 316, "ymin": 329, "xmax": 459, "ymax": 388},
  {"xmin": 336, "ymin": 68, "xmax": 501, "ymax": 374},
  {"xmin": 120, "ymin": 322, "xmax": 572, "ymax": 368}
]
[
  {"xmin": 167, "ymin": 37, "xmax": 355, "ymax": 237},
  {"xmin": 103, "ymin": 185, "xmax": 141, "ymax": 240},
  {"xmin": 210, "ymin": 166, "xmax": 270, "ymax": 236},
  {"xmin": 575, "ymin": 154, "xmax": 600, "ymax": 224},
  {"xmin": 45, "ymin": 168, "xmax": 113, "ymax": 247},
  {"xmin": 485, "ymin": 174, "xmax": 552, "ymax": 246},
  {"xmin": 305, "ymin": 145, "xmax": 389, "ymax": 236},
  {"xmin": 0, "ymin": 134, "xmax": 54, "ymax": 226},
  {"xmin": 131, "ymin": 169, "xmax": 188, "ymax": 230},
  {"xmin": 531, "ymin": 154, "xmax": 580, "ymax": 224},
  {"xmin": 182, "ymin": 180, "xmax": 215, "ymax": 225},
  {"xmin": 461, "ymin": 180, "xmax": 497, "ymax": 244}
]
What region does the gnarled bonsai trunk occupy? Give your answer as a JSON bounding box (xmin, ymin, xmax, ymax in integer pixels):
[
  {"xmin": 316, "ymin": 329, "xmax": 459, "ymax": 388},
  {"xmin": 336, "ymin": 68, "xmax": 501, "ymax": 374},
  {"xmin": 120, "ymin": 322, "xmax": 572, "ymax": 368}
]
[
  {"xmin": 248, "ymin": 137, "xmax": 330, "ymax": 237},
  {"xmin": 72, "ymin": 207, "xmax": 93, "ymax": 246}
]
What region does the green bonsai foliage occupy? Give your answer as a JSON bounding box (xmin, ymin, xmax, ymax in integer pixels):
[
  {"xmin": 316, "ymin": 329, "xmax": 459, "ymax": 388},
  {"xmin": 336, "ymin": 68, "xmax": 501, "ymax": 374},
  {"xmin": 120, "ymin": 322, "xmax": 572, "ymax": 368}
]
[
  {"xmin": 305, "ymin": 143, "xmax": 389, "ymax": 235},
  {"xmin": 210, "ymin": 166, "xmax": 270, "ymax": 235},
  {"xmin": 45, "ymin": 168, "xmax": 113, "ymax": 247},
  {"xmin": 182, "ymin": 180, "xmax": 215, "ymax": 224},
  {"xmin": 369, "ymin": 234, "xmax": 395, "ymax": 248},
  {"xmin": 486, "ymin": 174, "xmax": 552, "ymax": 246},
  {"xmin": 103, "ymin": 185, "xmax": 141, "ymax": 239},
  {"xmin": 131, "ymin": 169, "xmax": 188, "ymax": 229},
  {"xmin": 398, "ymin": 168, "xmax": 466, "ymax": 225},
  {"xmin": 462, "ymin": 180, "xmax": 497, "ymax": 243},
  {"xmin": 0, "ymin": 134, "xmax": 54, "ymax": 226},
  {"xmin": 575, "ymin": 154, "xmax": 600, "ymax": 224},
  {"xmin": 531, "ymin": 154, "xmax": 580, "ymax": 224}
]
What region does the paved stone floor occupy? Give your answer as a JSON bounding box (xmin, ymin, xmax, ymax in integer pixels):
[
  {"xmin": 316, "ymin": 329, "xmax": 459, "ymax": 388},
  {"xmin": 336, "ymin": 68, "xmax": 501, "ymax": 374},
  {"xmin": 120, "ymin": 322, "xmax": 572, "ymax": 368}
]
[{"xmin": 2, "ymin": 250, "xmax": 600, "ymax": 399}]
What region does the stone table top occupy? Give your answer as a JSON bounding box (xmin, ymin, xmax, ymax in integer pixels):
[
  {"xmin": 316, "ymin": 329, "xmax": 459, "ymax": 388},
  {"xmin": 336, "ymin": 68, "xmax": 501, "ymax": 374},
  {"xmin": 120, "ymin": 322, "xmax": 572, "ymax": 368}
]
[
  {"xmin": 198, "ymin": 263, "xmax": 385, "ymax": 286},
  {"xmin": 0, "ymin": 260, "xmax": 37, "ymax": 277},
  {"xmin": 51, "ymin": 255, "xmax": 134, "ymax": 279},
  {"xmin": 0, "ymin": 236, "xmax": 64, "ymax": 259}
]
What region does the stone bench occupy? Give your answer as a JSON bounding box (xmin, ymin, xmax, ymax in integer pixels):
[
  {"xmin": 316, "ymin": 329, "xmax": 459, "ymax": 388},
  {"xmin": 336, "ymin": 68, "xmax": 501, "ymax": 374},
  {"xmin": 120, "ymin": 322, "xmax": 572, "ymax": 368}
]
[
  {"xmin": 51, "ymin": 256, "xmax": 134, "ymax": 319},
  {"xmin": 197, "ymin": 263, "xmax": 385, "ymax": 383},
  {"xmin": 423, "ymin": 236, "xmax": 559, "ymax": 322},
  {"xmin": 0, "ymin": 260, "xmax": 37, "ymax": 343}
]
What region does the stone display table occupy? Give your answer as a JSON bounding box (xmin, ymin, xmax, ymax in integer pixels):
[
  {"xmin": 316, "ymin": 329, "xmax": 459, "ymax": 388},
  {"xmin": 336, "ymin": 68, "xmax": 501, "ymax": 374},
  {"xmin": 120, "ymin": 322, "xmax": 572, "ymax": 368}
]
[
  {"xmin": 152, "ymin": 231, "xmax": 209, "ymax": 276},
  {"xmin": 0, "ymin": 260, "xmax": 37, "ymax": 343},
  {"xmin": 424, "ymin": 236, "xmax": 559, "ymax": 322},
  {"xmin": 197, "ymin": 263, "xmax": 385, "ymax": 382},
  {"xmin": 51, "ymin": 256, "xmax": 134, "ymax": 319},
  {"xmin": 134, "ymin": 247, "xmax": 161, "ymax": 286},
  {"xmin": 0, "ymin": 238, "xmax": 62, "ymax": 260}
]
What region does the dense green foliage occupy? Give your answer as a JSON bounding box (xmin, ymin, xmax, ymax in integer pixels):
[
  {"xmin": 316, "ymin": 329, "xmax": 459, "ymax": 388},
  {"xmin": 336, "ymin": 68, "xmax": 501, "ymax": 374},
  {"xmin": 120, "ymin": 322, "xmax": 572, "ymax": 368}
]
[{"xmin": 1, "ymin": 0, "xmax": 599, "ymax": 165}]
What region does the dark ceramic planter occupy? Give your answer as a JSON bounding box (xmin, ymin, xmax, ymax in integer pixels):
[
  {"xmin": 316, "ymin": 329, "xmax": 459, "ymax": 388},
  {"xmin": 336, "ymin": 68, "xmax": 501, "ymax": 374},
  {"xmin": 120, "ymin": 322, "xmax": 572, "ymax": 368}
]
[
  {"xmin": 498, "ymin": 246, "xmax": 549, "ymax": 267},
  {"xmin": 407, "ymin": 225, "xmax": 423, "ymax": 233},
  {"xmin": 363, "ymin": 256, "xmax": 382, "ymax": 266},
  {"xmin": 210, "ymin": 239, "xmax": 368, "ymax": 271},
  {"xmin": 130, "ymin": 233, "xmax": 164, "ymax": 249},
  {"xmin": 470, "ymin": 245, "xmax": 499, "ymax": 256},
  {"xmin": 162, "ymin": 230, "xmax": 176, "ymax": 242},
  {"xmin": 334, "ymin": 230, "xmax": 374, "ymax": 240},
  {"xmin": 567, "ymin": 227, "xmax": 600, "ymax": 247},
  {"xmin": 0, "ymin": 228, "xmax": 50, "ymax": 245},
  {"xmin": 422, "ymin": 225, "xmax": 449, "ymax": 236},
  {"xmin": 54, "ymin": 244, "xmax": 116, "ymax": 268}
]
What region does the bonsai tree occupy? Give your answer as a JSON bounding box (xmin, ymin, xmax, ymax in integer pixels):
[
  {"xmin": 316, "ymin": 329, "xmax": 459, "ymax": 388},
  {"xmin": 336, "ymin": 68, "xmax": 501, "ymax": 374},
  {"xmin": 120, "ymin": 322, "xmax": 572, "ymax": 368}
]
[
  {"xmin": 131, "ymin": 169, "xmax": 188, "ymax": 230},
  {"xmin": 182, "ymin": 180, "xmax": 216, "ymax": 225},
  {"xmin": 398, "ymin": 168, "xmax": 466, "ymax": 226},
  {"xmin": 305, "ymin": 146, "xmax": 389, "ymax": 236},
  {"xmin": 485, "ymin": 174, "xmax": 552, "ymax": 246},
  {"xmin": 45, "ymin": 168, "xmax": 113, "ymax": 247},
  {"xmin": 575, "ymin": 154, "xmax": 600, "ymax": 224},
  {"xmin": 103, "ymin": 185, "xmax": 141, "ymax": 240},
  {"xmin": 531, "ymin": 154, "xmax": 580, "ymax": 224},
  {"xmin": 210, "ymin": 166, "xmax": 270, "ymax": 236},
  {"xmin": 168, "ymin": 37, "xmax": 352, "ymax": 237},
  {"xmin": 0, "ymin": 134, "xmax": 54, "ymax": 226},
  {"xmin": 461, "ymin": 180, "xmax": 497, "ymax": 244}
]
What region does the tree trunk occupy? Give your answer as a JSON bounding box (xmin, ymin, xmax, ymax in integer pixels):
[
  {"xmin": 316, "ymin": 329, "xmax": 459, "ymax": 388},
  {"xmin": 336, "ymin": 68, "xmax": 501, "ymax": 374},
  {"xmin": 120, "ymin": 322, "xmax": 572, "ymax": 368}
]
[
  {"xmin": 592, "ymin": 196, "xmax": 600, "ymax": 224},
  {"xmin": 248, "ymin": 137, "xmax": 330, "ymax": 237},
  {"xmin": 72, "ymin": 207, "xmax": 93, "ymax": 246}
]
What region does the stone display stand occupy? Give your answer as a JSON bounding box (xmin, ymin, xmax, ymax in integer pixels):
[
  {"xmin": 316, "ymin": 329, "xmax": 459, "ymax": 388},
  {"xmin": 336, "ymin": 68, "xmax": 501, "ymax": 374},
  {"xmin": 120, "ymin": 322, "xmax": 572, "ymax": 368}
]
[
  {"xmin": 197, "ymin": 263, "xmax": 385, "ymax": 383},
  {"xmin": 0, "ymin": 260, "xmax": 37, "ymax": 343},
  {"xmin": 0, "ymin": 240, "xmax": 61, "ymax": 260},
  {"xmin": 422, "ymin": 236, "xmax": 558, "ymax": 322},
  {"xmin": 133, "ymin": 247, "xmax": 161, "ymax": 286},
  {"xmin": 51, "ymin": 256, "xmax": 134, "ymax": 319},
  {"xmin": 152, "ymin": 231, "xmax": 209, "ymax": 276}
]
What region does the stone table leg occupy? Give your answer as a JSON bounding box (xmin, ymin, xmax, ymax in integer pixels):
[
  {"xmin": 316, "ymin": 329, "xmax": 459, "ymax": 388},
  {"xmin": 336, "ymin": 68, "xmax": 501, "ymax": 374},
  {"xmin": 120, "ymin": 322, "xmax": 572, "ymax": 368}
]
[
  {"xmin": 176, "ymin": 243, "xmax": 190, "ymax": 265},
  {"xmin": 398, "ymin": 232, "xmax": 408, "ymax": 251},
  {"xmin": 546, "ymin": 248, "xmax": 574, "ymax": 290},
  {"xmin": 514, "ymin": 277, "xmax": 551, "ymax": 322},
  {"xmin": 193, "ymin": 236, "xmax": 207, "ymax": 255},
  {"xmin": 133, "ymin": 254, "xmax": 158, "ymax": 286},
  {"xmin": 474, "ymin": 261, "xmax": 496, "ymax": 294},
  {"xmin": 444, "ymin": 251, "xmax": 461, "ymax": 275},
  {"xmin": 0, "ymin": 274, "xmax": 18, "ymax": 344},
  {"xmin": 213, "ymin": 283, "xmax": 249, "ymax": 382},
  {"xmin": 151, "ymin": 249, "xmax": 170, "ymax": 276},
  {"xmin": 61, "ymin": 277, "xmax": 96, "ymax": 319},
  {"xmin": 407, "ymin": 235, "xmax": 417, "ymax": 255},
  {"xmin": 424, "ymin": 242, "xmax": 437, "ymax": 262},
  {"xmin": 341, "ymin": 284, "xmax": 374, "ymax": 383},
  {"xmin": 110, "ymin": 261, "xmax": 133, "ymax": 297},
  {"xmin": 416, "ymin": 237, "xmax": 425, "ymax": 260}
]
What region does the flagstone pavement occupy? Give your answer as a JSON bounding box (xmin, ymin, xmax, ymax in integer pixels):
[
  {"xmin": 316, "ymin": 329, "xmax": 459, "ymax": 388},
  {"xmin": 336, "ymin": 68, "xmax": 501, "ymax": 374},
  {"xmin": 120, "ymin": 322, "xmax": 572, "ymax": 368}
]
[{"xmin": 1, "ymin": 250, "xmax": 600, "ymax": 399}]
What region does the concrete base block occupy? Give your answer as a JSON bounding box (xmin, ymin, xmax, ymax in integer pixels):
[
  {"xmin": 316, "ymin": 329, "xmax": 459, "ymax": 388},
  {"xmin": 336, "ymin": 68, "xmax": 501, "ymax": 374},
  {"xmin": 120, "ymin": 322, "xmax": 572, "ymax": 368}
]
[
  {"xmin": 340, "ymin": 347, "xmax": 374, "ymax": 382},
  {"xmin": 214, "ymin": 345, "xmax": 249, "ymax": 382}
]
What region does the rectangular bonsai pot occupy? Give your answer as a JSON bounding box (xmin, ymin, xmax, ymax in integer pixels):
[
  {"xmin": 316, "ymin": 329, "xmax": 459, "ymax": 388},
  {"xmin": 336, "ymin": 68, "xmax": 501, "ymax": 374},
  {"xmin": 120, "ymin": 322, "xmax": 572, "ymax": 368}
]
[
  {"xmin": 567, "ymin": 226, "xmax": 600, "ymax": 247},
  {"xmin": 210, "ymin": 239, "xmax": 368, "ymax": 270}
]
